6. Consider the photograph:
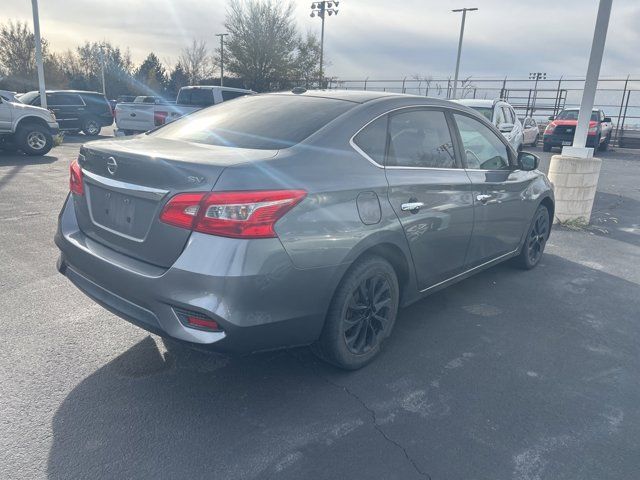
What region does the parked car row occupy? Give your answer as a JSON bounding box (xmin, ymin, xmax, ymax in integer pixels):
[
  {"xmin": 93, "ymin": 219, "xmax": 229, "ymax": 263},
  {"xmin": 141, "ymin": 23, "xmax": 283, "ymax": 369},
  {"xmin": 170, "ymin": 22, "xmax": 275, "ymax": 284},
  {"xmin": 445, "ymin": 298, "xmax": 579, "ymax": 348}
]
[{"xmin": 113, "ymin": 86, "xmax": 255, "ymax": 135}]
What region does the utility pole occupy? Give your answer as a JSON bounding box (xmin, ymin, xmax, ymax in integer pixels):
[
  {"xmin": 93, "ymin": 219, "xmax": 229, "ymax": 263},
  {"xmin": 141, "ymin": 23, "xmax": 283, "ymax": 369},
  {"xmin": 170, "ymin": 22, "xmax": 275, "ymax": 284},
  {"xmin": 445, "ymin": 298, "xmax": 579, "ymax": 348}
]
[
  {"xmin": 100, "ymin": 43, "xmax": 107, "ymax": 96},
  {"xmin": 529, "ymin": 72, "xmax": 547, "ymax": 117},
  {"xmin": 31, "ymin": 0, "xmax": 47, "ymax": 108},
  {"xmin": 451, "ymin": 7, "xmax": 477, "ymax": 100},
  {"xmin": 215, "ymin": 33, "xmax": 229, "ymax": 87},
  {"xmin": 310, "ymin": 1, "xmax": 339, "ymax": 88}
]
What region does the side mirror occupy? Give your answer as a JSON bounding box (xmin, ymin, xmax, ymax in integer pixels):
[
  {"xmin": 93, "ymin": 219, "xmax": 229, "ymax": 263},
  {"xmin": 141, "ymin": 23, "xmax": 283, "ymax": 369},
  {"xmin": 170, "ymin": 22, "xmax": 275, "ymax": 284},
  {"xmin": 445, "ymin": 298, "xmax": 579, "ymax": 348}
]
[
  {"xmin": 498, "ymin": 122, "xmax": 514, "ymax": 133},
  {"xmin": 603, "ymin": 117, "xmax": 612, "ymax": 123},
  {"xmin": 518, "ymin": 151, "xmax": 540, "ymax": 171},
  {"xmin": 548, "ymin": 115, "xmax": 555, "ymax": 121}
]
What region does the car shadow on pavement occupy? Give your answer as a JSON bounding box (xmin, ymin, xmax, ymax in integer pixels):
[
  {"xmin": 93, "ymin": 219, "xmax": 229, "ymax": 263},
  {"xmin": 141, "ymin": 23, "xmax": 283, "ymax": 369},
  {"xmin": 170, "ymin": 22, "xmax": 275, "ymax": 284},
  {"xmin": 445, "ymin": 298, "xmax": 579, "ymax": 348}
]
[
  {"xmin": 0, "ymin": 152, "xmax": 57, "ymax": 167},
  {"xmin": 46, "ymin": 254, "xmax": 640, "ymax": 480}
]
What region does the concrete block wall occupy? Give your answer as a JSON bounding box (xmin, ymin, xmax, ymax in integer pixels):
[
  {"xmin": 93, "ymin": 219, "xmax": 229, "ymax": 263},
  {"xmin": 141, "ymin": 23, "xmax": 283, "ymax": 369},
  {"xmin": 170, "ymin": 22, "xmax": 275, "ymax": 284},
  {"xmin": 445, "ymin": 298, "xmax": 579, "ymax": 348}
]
[{"xmin": 547, "ymin": 155, "xmax": 602, "ymax": 223}]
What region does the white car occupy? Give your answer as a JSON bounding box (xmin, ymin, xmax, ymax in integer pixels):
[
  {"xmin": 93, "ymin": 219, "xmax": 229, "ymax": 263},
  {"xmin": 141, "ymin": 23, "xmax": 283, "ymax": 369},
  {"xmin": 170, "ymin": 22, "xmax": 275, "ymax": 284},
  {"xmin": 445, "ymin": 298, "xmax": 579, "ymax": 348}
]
[
  {"xmin": 115, "ymin": 86, "xmax": 255, "ymax": 135},
  {"xmin": 455, "ymin": 99, "xmax": 524, "ymax": 152},
  {"xmin": 521, "ymin": 117, "xmax": 540, "ymax": 146}
]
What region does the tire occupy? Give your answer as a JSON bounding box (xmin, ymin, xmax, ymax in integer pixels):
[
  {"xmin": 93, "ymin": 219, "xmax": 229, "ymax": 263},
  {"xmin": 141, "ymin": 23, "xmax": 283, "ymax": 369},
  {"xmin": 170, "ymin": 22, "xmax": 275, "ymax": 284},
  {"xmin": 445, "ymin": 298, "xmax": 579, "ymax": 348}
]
[
  {"xmin": 598, "ymin": 133, "xmax": 610, "ymax": 152},
  {"xmin": 81, "ymin": 117, "xmax": 101, "ymax": 136},
  {"xmin": 313, "ymin": 255, "xmax": 399, "ymax": 370},
  {"xmin": 514, "ymin": 205, "xmax": 550, "ymax": 270},
  {"xmin": 16, "ymin": 123, "xmax": 53, "ymax": 156},
  {"xmin": 542, "ymin": 142, "xmax": 552, "ymax": 152}
]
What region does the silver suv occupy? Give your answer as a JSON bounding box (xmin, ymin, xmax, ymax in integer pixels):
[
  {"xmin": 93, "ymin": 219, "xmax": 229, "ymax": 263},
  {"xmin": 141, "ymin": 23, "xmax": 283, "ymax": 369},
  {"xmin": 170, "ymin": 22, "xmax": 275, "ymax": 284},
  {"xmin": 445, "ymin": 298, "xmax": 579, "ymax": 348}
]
[
  {"xmin": 0, "ymin": 95, "xmax": 59, "ymax": 155},
  {"xmin": 455, "ymin": 99, "xmax": 524, "ymax": 152}
]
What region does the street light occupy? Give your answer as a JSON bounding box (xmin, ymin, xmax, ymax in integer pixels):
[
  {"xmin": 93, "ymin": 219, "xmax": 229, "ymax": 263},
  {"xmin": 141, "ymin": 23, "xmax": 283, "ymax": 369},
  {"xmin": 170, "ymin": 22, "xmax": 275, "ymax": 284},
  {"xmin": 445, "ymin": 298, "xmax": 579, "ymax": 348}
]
[
  {"xmin": 215, "ymin": 33, "xmax": 229, "ymax": 87},
  {"xmin": 310, "ymin": 1, "xmax": 339, "ymax": 88},
  {"xmin": 529, "ymin": 72, "xmax": 547, "ymax": 117},
  {"xmin": 451, "ymin": 7, "xmax": 477, "ymax": 100}
]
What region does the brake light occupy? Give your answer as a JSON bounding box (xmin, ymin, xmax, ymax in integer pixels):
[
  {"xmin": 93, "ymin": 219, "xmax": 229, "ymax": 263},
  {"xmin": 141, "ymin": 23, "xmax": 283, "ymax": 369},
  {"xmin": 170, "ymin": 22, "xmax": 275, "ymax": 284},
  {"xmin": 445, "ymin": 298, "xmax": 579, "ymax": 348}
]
[
  {"xmin": 69, "ymin": 159, "xmax": 84, "ymax": 195},
  {"xmin": 154, "ymin": 110, "xmax": 168, "ymax": 126},
  {"xmin": 160, "ymin": 190, "xmax": 307, "ymax": 238},
  {"xmin": 544, "ymin": 121, "xmax": 556, "ymax": 135}
]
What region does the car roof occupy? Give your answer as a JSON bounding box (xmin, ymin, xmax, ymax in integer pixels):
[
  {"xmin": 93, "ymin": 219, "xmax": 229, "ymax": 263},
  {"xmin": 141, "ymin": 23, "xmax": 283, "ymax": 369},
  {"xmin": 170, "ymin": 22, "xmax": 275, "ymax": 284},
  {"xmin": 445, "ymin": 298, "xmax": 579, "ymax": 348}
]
[
  {"xmin": 25, "ymin": 90, "xmax": 103, "ymax": 95},
  {"xmin": 454, "ymin": 99, "xmax": 498, "ymax": 108},
  {"xmin": 562, "ymin": 108, "xmax": 599, "ymax": 112},
  {"xmin": 270, "ymin": 89, "xmax": 405, "ymax": 104}
]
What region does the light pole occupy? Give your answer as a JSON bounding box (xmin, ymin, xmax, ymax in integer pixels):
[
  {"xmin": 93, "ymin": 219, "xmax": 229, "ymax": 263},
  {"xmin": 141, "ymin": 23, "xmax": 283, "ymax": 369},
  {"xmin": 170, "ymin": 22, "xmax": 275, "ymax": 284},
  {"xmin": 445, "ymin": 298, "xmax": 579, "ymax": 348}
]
[
  {"xmin": 451, "ymin": 7, "xmax": 477, "ymax": 100},
  {"xmin": 99, "ymin": 43, "xmax": 107, "ymax": 96},
  {"xmin": 30, "ymin": 0, "xmax": 47, "ymax": 108},
  {"xmin": 310, "ymin": 1, "xmax": 339, "ymax": 88},
  {"xmin": 529, "ymin": 72, "xmax": 546, "ymax": 117},
  {"xmin": 215, "ymin": 33, "xmax": 229, "ymax": 87}
]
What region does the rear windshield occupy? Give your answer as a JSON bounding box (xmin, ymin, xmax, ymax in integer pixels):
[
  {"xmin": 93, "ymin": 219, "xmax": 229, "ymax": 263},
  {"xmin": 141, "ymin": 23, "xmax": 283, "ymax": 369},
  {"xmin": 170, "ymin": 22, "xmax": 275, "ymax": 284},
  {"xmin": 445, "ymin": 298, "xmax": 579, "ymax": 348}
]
[
  {"xmin": 468, "ymin": 106, "xmax": 493, "ymax": 121},
  {"xmin": 152, "ymin": 94, "xmax": 354, "ymax": 150},
  {"xmin": 557, "ymin": 110, "xmax": 598, "ymax": 121},
  {"xmin": 19, "ymin": 91, "xmax": 39, "ymax": 105},
  {"xmin": 177, "ymin": 88, "xmax": 215, "ymax": 107}
]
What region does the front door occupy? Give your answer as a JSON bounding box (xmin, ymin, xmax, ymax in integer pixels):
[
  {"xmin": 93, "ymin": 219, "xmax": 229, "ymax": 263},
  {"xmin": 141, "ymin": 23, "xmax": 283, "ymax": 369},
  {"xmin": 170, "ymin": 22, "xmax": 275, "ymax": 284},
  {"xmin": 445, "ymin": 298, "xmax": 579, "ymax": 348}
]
[
  {"xmin": 383, "ymin": 108, "xmax": 475, "ymax": 290},
  {"xmin": 0, "ymin": 99, "xmax": 12, "ymax": 133},
  {"xmin": 452, "ymin": 112, "xmax": 535, "ymax": 267}
]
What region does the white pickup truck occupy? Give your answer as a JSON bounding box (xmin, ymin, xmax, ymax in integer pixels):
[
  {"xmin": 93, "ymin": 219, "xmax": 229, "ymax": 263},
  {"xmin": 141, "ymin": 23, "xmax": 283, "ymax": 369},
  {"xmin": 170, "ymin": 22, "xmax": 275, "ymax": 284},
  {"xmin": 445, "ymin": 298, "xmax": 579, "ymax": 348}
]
[
  {"xmin": 0, "ymin": 94, "xmax": 59, "ymax": 156},
  {"xmin": 114, "ymin": 86, "xmax": 254, "ymax": 135}
]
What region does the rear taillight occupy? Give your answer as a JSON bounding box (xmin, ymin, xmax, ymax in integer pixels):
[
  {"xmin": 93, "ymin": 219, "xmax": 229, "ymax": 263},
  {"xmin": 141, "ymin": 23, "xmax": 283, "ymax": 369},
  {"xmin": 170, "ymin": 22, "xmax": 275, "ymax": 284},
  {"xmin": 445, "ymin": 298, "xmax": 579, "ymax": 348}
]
[
  {"xmin": 544, "ymin": 121, "xmax": 556, "ymax": 135},
  {"xmin": 160, "ymin": 190, "xmax": 307, "ymax": 239},
  {"xmin": 154, "ymin": 110, "xmax": 168, "ymax": 126},
  {"xmin": 69, "ymin": 159, "xmax": 84, "ymax": 195}
]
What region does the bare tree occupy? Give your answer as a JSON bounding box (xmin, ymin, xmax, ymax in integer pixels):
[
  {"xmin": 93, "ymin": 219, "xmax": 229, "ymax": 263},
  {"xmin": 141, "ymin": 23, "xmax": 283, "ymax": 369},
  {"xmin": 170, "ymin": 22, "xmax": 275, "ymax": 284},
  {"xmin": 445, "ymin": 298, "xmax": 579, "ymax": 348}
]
[
  {"xmin": 179, "ymin": 39, "xmax": 214, "ymax": 85},
  {"xmin": 0, "ymin": 20, "xmax": 46, "ymax": 91}
]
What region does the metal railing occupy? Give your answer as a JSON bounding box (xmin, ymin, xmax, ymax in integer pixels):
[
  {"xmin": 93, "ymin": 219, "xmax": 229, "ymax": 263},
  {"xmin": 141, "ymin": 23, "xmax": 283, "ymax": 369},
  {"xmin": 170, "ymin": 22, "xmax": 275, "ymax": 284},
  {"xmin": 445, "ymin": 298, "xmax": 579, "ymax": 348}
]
[{"xmin": 316, "ymin": 76, "xmax": 640, "ymax": 147}]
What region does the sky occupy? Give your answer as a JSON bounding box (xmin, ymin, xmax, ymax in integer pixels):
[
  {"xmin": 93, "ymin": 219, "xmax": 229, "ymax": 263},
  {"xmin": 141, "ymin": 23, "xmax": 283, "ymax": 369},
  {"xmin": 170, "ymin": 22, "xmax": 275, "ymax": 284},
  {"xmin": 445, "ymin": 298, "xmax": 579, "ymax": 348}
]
[{"xmin": 4, "ymin": 0, "xmax": 640, "ymax": 80}]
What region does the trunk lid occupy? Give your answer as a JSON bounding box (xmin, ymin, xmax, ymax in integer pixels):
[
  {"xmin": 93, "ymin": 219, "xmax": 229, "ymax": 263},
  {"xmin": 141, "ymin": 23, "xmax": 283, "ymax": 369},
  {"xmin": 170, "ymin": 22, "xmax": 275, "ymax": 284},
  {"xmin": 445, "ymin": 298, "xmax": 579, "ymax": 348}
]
[{"xmin": 74, "ymin": 135, "xmax": 277, "ymax": 267}]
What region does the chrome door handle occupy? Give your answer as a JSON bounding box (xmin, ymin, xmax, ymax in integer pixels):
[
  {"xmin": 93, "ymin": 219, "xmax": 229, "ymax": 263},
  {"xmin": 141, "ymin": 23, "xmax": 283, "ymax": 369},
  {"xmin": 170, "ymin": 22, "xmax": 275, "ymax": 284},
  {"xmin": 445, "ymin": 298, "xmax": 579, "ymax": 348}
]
[
  {"xmin": 401, "ymin": 202, "xmax": 424, "ymax": 212},
  {"xmin": 476, "ymin": 194, "xmax": 493, "ymax": 204}
]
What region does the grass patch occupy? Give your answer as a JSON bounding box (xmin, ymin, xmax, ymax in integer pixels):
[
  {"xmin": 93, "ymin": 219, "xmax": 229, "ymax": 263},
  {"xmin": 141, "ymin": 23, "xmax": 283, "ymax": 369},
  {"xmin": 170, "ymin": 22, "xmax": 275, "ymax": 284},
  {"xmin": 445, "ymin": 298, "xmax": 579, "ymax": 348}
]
[
  {"xmin": 53, "ymin": 133, "xmax": 65, "ymax": 147},
  {"xmin": 557, "ymin": 217, "xmax": 589, "ymax": 230}
]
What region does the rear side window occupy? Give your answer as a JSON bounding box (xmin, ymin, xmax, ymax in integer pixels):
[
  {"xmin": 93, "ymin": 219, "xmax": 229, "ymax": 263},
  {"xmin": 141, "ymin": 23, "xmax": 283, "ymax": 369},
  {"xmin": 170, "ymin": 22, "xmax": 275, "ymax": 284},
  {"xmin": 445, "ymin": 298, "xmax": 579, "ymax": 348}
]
[
  {"xmin": 221, "ymin": 90, "xmax": 249, "ymax": 101},
  {"xmin": 387, "ymin": 109, "xmax": 456, "ymax": 169},
  {"xmin": 48, "ymin": 94, "xmax": 84, "ymax": 106},
  {"xmin": 353, "ymin": 116, "xmax": 388, "ymax": 165},
  {"xmin": 152, "ymin": 94, "xmax": 353, "ymax": 150},
  {"xmin": 177, "ymin": 88, "xmax": 215, "ymax": 107}
]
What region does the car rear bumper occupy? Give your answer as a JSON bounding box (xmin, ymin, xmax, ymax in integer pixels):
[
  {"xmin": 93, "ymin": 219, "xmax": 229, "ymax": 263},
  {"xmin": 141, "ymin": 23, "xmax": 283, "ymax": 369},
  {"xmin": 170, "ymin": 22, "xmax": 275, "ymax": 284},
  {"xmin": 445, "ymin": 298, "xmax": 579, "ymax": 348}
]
[
  {"xmin": 55, "ymin": 195, "xmax": 340, "ymax": 354},
  {"xmin": 543, "ymin": 133, "xmax": 599, "ymax": 147}
]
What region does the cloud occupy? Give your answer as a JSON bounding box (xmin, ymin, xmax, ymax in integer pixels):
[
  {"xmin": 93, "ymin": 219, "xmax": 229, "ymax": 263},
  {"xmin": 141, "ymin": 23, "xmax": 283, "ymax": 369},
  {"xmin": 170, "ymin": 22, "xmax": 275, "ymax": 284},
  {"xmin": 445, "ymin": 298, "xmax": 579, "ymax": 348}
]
[{"xmin": 3, "ymin": 0, "xmax": 639, "ymax": 78}]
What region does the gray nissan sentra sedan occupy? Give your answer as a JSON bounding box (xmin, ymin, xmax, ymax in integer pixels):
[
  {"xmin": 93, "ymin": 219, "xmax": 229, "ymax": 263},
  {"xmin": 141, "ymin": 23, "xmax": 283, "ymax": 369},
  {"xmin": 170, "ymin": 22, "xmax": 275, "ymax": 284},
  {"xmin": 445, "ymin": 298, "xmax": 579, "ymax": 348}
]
[{"xmin": 55, "ymin": 90, "xmax": 554, "ymax": 369}]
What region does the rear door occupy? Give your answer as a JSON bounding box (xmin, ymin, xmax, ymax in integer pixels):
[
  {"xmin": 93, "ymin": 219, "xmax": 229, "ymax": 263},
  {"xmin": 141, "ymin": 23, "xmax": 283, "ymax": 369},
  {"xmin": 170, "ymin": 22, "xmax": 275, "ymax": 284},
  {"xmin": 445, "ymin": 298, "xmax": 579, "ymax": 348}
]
[
  {"xmin": 380, "ymin": 107, "xmax": 475, "ymax": 290},
  {"xmin": 47, "ymin": 93, "xmax": 85, "ymax": 130},
  {"xmin": 452, "ymin": 112, "xmax": 535, "ymax": 266}
]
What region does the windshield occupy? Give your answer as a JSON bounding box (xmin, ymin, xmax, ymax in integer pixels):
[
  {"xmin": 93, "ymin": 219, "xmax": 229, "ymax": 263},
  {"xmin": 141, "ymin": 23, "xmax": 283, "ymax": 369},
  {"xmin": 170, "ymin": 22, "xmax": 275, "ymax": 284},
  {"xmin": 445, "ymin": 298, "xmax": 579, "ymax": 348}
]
[
  {"xmin": 556, "ymin": 110, "xmax": 599, "ymax": 121},
  {"xmin": 19, "ymin": 91, "xmax": 40, "ymax": 105},
  {"xmin": 469, "ymin": 106, "xmax": 493, "ymax": 121},
  {"xmin": 152, "ymin": 94, "xmax": 354, "ymax": 150}
]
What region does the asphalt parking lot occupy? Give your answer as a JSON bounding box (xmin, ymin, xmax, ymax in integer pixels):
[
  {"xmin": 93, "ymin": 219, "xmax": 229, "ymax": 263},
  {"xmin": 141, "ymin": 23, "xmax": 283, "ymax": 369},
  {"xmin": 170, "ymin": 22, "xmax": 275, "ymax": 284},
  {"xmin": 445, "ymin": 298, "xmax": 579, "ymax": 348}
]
[{"xmin": 1, "ymin": 132, "xmax": 639, "ymax": 480}]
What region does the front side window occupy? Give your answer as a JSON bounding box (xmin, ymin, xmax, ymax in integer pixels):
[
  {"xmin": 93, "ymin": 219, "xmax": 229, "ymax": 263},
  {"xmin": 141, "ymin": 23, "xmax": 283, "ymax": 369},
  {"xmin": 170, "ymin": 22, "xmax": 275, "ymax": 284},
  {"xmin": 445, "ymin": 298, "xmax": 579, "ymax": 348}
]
[
  {"xmin": 387, "ymin": 109, "xmax": 456, "ymax": 168},
  {"xmin": 353, "ymin": 115, "xmax": 388, "ymax": 165},
  {"xmin": 454, "ymin": 114, "xmax": 511, "ymax": 170},
  {"xmin": 494, "ymin": 106, "xmax": 507, "ymax": 127}
]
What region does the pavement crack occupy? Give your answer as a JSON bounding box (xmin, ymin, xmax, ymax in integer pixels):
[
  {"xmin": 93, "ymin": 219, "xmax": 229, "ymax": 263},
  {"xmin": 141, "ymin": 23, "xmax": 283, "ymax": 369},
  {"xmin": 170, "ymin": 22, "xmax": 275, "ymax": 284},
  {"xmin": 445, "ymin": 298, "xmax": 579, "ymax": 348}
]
[{"xmin": 288, "ymin": 350, "xmax": 431, "ymax": 480}]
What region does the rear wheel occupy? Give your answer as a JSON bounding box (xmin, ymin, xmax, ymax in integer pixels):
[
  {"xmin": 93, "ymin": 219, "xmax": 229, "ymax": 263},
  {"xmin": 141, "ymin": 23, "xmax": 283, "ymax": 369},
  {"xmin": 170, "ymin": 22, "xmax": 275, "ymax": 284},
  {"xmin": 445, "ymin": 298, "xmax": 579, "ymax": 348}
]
[
  {"xmin": 82, "ymin": 117, "xmax": 101, "ymax": 136},
  {"xmin": 314, "ymin": 255, "xmax": 399, "ymax": 370},
  {"xmin": 16, "ymin": 123, "xmax": 53, "ymax": 156},
  {"xmin": 515, "ymin": 205, "xmax": 550, "ymax": 270}
]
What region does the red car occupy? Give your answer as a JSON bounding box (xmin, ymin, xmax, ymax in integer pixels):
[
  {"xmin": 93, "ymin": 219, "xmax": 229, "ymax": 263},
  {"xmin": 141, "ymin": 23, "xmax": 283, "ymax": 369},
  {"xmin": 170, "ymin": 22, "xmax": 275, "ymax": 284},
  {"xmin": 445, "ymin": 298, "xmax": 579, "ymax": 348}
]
[{"xmin": 543, "ymin": 108, "xmax": 613, "ymax": 152}]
